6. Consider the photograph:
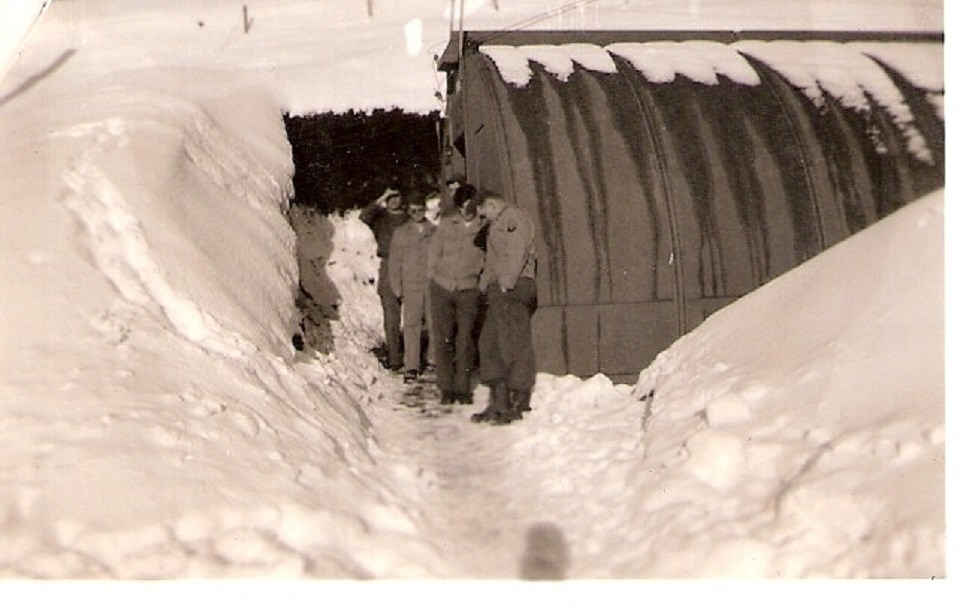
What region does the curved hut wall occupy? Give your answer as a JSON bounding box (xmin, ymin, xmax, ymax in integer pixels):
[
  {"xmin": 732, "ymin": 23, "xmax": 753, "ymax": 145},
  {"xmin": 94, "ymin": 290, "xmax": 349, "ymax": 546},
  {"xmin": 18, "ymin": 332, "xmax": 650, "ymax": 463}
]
[{"xmin": 445, "ymin": 34, "xmax": 944, "ymax": 380}]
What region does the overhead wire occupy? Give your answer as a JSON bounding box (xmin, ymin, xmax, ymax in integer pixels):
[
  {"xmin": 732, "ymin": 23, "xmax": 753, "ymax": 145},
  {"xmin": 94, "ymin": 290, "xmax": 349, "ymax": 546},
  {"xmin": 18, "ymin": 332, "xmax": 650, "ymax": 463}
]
[
  {"xmin": 429, "ymin": 0, "xmax": 608, "ymax": 176},
  {"xmin": 427, "ymin": 0, "xmax": 606, "ymax": 58},
  {"xmin": 481, "ymin": 0, "xmax": 605, "ymax": 43}
]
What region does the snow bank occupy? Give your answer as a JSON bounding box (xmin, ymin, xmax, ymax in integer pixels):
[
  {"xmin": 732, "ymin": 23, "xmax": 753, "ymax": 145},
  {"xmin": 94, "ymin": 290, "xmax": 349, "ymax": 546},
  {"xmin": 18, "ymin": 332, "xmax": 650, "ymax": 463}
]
[
  {"xmin": 0, "ymin": 0, "xmax": 946, "ymax": 585},
  {"xmin": 631, "ymin": 190, "xmax": 944, "ymax": 577},
  {"xmin": 303, "ymin": 200, "xmax": 945, "ymax": 579},
  {"xmin": 0, "ymin": 1, "xmax": 49, "ymax": 82},
  {"xmin": 0, "ymin": 69, "xmax": 444, "ymax": 577}
]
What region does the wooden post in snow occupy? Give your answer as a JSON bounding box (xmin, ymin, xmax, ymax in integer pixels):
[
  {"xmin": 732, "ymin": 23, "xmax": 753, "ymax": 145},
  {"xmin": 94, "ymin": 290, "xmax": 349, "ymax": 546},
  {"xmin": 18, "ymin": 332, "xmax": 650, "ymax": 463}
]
[{"xmin": 243, "ymin": 4, "xmax": 252, "ymax": 33}]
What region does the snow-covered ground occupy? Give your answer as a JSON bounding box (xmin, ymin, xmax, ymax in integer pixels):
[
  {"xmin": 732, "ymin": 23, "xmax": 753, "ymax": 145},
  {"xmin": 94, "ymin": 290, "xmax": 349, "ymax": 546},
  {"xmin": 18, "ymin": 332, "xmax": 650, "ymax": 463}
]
[{"xmin": 0, "ymin": 0, "xmax": 951, "ymax": 606}]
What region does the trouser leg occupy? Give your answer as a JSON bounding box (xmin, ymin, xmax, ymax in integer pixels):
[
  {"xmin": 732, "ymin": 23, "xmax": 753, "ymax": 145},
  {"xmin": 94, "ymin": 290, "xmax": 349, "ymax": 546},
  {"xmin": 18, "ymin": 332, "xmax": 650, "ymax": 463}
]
[
  {"xmin": 454, "ymin": 288, "xmax": 481, "ymax": 395},
  {"xmin": 475, "ymin": 281, "xmax": 534, "ymax": 424},
  {"xmin": 430, "ymin": 282, "xmax": 456, "ymax": 392},
  {"xmin": 493, "ymin": 278, "xmax": 537, "ymax": 392},
  {"xmin": 478, "ymin": 291, "xmax": 505, "ymax": 385},
  {"xmin": 378, "ymin": 260, "xmax": 402, "ymax": 369},
  {"xmin": 402, "ymin": 288, "xmax": 427, "ymax": 373},
  {"xmin": 424, "ymin": 287, "xmax": 435, "ymax": 367}
]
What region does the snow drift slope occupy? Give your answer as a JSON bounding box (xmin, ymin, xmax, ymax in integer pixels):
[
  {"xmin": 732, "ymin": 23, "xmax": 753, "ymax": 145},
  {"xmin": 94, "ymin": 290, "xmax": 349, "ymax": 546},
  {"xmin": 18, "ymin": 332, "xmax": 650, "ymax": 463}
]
[
  {"xmin": 0, "ymin": 71, "xmax": 444, "ymax": 577},
  {"xmin": 0, "ymin": 0, "xmax": 946, "ymax": 581},
  {"xmin": 0, "ymin": 0, "xmax": 50, "ymax": 83},
  {"xmin": 307, "ymin": 191, "xmax": 945, "ymax": 579},
  {"xmin": 0, "ymin": 66, "xmax": 945, "ymax": 579},
  {"xmin": 629, "ymin": 190, "xmax": 944, "ymax": 577}
]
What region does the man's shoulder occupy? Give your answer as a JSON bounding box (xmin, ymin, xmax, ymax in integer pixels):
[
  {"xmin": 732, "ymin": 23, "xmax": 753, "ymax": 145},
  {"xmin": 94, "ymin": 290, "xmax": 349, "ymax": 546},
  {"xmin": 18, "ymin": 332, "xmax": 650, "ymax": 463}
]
[
  {"xmin": 387, "ymin": 211, "xmax": 408, "ymax": 226},
  {"xmin": 392, "ymin": 221, "xmax": 414, "ymax": 238},
  {"xmin": 496, "ymin": 206, "xmax": 532, "ymax": 232},
  {"xmin": 395, "ymin": 221, "xmax": 434, "ymax": 238}
]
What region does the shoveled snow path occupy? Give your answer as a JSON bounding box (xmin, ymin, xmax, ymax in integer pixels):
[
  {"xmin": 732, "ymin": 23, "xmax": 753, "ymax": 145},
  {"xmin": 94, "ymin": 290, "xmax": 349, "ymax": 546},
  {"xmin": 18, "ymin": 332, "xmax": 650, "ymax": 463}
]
[
  {"xmin": 317, "ymin": 200, "xmax": 944, "ymax": 579},
  {"xmin": 365, "ymin": 377, "xmax": 537, "ymax": 578},
  {"xmin": 361, "ymin": 375, "xmax": 570, "ymax": 578},
  {"xmin": 351, "ymin": 367, "xmax": 647, "ymax": 579},
  {"xmin": 318, "ymin": 211, "xmax": 648, "ymax": 578}
]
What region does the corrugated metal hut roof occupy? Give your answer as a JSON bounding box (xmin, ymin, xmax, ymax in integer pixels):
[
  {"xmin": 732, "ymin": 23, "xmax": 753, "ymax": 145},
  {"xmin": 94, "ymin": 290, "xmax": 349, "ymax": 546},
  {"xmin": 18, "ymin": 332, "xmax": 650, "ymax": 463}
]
[{"xmin": 439, "ymin": 30, "xmax": 943, "ymax": 380}]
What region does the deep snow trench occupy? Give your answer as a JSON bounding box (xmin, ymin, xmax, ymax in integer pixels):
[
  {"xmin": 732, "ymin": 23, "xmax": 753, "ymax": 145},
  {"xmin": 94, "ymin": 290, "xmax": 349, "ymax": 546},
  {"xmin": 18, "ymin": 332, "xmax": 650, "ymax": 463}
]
[
  {"xmin": 289, "ymin": 204, "xmax": 649, "ymax": 578},
  {"xmin": 288, "ymin": 193, "xmax": 944, "ymax": 579},
  {"xmin": 0, "ymin": 48, "xmax": 943, "ymax": 581}
]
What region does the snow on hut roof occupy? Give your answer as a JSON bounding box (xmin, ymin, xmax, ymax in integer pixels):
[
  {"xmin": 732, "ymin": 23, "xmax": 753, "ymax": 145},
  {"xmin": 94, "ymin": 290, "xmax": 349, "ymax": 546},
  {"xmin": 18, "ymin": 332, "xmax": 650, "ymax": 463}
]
[
  {"xmin": 734, "ymin": 40, "xmax": 934, "ymax": 163},
  {"xmin": 481, "ymin": 43, "xmax": 616, "ymax": 85},
  {"xmin": 846, "ymin": 42, "xmax": 943, "ymax": 91},
  {"xmin": 479, "ymin": 37, "xmax": 940, "ymax": 164},
  {"xmin": 481, "ymin": 40, "xmax": 761, "ymax": 86},
  {"xmin": 480, "ymin": 46, "xmax": 534, "ymax": 86},
  {"xmin": 606, "ymin": 40, "xmax": 761, "ymax": 85},
  {"xmin": 559, "ymin": 43, "xmax": 619, "ymax": 74}
]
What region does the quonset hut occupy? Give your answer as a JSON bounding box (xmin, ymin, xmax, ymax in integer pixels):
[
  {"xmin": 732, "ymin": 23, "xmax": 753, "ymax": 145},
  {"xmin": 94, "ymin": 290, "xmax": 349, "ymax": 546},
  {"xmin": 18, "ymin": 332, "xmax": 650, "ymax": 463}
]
[{"xmin": 438, "ymin": 31, "xmax": 944, "ymax": 381}]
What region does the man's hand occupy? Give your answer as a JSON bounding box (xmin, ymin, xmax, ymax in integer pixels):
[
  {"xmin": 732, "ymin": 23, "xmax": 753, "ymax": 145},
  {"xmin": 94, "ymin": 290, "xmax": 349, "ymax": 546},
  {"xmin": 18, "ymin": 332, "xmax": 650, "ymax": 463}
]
[{"xmin": 377, "ymin": 188, "xmax": 400, "ymax": 207}]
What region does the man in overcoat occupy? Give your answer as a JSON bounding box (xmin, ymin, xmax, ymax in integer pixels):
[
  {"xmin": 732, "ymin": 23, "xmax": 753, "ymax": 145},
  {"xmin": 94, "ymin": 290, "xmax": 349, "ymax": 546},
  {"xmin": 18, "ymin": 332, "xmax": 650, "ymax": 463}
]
[{"xmin": 470, "ymin": 190, "xmax": 537, "ymax": 424}]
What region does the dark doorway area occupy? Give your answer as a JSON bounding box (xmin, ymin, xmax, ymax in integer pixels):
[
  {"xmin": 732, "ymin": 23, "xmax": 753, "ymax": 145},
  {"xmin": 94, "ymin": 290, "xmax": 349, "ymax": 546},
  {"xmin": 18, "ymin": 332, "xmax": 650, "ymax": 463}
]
[{"xmin": 283, "ymin": 109, "xmax": 442, "ymax": 214}]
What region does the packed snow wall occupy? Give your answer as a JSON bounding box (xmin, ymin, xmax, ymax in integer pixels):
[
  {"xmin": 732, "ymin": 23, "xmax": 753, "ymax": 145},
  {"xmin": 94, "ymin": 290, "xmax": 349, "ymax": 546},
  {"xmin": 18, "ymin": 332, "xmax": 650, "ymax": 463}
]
[{"xmin": 442, "ymin": 32, "xmax": 943, "ymax": 379}]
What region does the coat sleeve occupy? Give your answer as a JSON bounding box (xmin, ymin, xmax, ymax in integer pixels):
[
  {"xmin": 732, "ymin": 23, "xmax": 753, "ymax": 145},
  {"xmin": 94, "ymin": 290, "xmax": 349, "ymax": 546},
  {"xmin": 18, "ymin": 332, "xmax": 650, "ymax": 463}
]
[
  {"xmin": 359, "ymin": 201, "xmax": 381, "ymax": 227},
  {"xmin": 497, "ymin": 208, "xmax": 535, "ymax": 291},
  {"xmin": 478, "ymin": 237, "xmax": 492, "ymax": 293},
  {"xmin": 473, "ymin": 223, "xmax": 489, "ymax": 252},
  {"xmin": 427, "ymin": 221, "xmax": 444, "ymax": 281}
]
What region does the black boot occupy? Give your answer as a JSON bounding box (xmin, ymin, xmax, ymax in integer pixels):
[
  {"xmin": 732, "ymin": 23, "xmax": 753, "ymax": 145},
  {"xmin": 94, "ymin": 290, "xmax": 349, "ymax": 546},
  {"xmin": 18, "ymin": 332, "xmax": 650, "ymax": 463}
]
[
  {"xmin": 440, "ymin": 391, "xmax": 456, "ymax": 405},
  {"xmin": 471, "ymin": 381, "xmax": 508, "ymax": 423},
  {"xmin": 456, "ymin": 391, "xmax": 474, "ymax": 405},
  {"xmin": 511, "ymin": 390, "xmax": 532, "ymax": 412},
  {"xmin": 490, "ymin": 408, "xmax": 522, "ymax": 425},
  {"xmin": 489, "ymin": 389, "xmax": 526, "ymax": 425}
]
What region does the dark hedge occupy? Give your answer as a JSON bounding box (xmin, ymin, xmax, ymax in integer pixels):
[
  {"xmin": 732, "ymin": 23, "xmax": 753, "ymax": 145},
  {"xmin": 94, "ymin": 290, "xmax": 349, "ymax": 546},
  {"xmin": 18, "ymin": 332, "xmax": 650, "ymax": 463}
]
[{"xmin": 284, "ymin": 109, "xmax": 442, "ymax": 214}]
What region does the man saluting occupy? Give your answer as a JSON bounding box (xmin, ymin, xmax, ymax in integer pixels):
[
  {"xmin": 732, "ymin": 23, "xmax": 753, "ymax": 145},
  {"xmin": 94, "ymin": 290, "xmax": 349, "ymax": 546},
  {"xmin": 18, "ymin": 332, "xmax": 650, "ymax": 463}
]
[{"xmin": 360, "ymin": 187, "xmax": 407, "ymax": 372}]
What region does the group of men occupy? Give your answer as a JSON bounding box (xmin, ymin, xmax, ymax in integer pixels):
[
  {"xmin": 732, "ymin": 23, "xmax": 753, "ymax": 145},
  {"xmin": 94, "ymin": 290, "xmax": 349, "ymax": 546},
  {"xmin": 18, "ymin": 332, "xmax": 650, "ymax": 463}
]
[{"xmin": 360, "ymin": 179, "xmax": 537, "ymax": 425}]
